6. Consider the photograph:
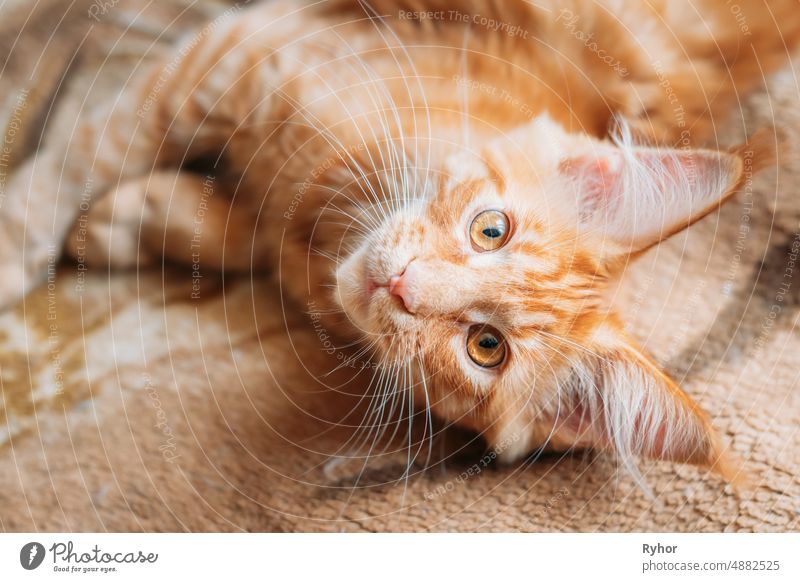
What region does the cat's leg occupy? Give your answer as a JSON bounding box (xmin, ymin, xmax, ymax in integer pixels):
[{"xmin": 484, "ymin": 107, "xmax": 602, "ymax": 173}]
[
  {"xmin": 64, "ymin": 170, "xmax": 262, "ymax": 272},
  {"xmin": 0, "ymin": 2, "xmax": 314, "ymax": 308},
  {"xmin": 620, "ymin": 0, "xmax": 800, "ymax": 144}
]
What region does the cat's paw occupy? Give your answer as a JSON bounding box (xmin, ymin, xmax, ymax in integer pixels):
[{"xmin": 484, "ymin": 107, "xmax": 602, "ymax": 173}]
[
  {"xmin": 66, "ymin": 178, "xmax": 155, "ymax": 269},
  {"xmin": 0, "ymin": 250, "xmax": 48, "ymax": 311},
  {"xmin": 0, "ymin": 266, "xmax": 26, "ymax": 310}
]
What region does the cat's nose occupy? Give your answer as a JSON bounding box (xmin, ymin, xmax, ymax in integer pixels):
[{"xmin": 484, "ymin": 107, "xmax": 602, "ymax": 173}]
[{"xmin": 388, "ymin": 262, "xmax": 417, "ymax": 313}]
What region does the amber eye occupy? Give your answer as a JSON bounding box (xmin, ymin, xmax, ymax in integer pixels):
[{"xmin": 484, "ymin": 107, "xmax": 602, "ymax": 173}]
[
  {"xmin": 469, "ymin": 210, "xmax": 511, "ymax": 251},
  {"xmin": 466, "ymin": 324, "xmax": 507, "ymax": 368}
]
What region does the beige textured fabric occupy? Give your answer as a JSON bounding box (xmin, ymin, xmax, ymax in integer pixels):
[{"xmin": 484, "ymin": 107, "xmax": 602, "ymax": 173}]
[{"xmin": 1, "ymin": 0, "xmax": 799, "ymax": 532}]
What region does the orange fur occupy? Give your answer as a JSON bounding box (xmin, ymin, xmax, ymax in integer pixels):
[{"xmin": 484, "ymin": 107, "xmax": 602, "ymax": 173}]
[{"xmin": 1, "ymin": 0, "xmax": 798, "ymax": 482}]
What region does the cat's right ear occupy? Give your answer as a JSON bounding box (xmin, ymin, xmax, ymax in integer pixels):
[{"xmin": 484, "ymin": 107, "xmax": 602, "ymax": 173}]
[{"xmin": 557, "ymin": 141, "xmax": 746, "ymax": 257}]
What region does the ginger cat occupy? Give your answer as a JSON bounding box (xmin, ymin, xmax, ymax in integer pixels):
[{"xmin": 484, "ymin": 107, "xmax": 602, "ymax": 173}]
[{"xmin": 2, "ymin": 0, "xmax": 798, "ymax": 481}]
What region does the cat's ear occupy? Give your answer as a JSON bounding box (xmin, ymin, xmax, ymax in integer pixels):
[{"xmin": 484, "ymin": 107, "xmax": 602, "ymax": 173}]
[
  {"xmin": 548, "ymin": 325, "xmax": 740, "ymax": 480},
  {"xmin": 558, "ymin": 141, "xmax": 745, "ymax": 255}
]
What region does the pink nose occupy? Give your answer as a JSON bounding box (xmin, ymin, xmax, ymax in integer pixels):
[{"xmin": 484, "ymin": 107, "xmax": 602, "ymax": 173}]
[{"xmin": 388, "ymin": 264, "xmax": 417, "ymax": 312}]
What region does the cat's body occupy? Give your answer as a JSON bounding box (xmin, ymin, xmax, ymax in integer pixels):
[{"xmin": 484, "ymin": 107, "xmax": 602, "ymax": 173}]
[{"xmin": 3, "ymin": 0, "xmax": 799, "ymax": 477}]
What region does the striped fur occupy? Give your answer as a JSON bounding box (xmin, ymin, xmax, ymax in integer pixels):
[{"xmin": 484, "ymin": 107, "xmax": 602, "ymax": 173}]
[{"xmin": 1, "ymin": 0, "xmax": 797, "ymax": 481}]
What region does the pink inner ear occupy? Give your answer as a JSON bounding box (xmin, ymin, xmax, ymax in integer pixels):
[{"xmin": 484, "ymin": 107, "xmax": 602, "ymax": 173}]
[
  {"xmin": 551, "ymin": 397, "xmax": 609, "ymax": 448},
  {"xmin": 560, "ymin": 155, "xmax": 621, "ymax": 220},
  {"xmin": 551, "ymin": 388, "xmax": 694, "ymax": 461},
  {"xmin": 563, "ymin": 150, "xmax": 688, "ymax": 213},
  {"xmin": 559, "ymin": 146, "xmax": 741, "ymax": 252}
]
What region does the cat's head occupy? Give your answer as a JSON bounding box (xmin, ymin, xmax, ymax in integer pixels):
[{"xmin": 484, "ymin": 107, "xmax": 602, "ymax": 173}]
[{"xmin": 334, "ymin": 116, "xmax": 751, "ymax": 478}]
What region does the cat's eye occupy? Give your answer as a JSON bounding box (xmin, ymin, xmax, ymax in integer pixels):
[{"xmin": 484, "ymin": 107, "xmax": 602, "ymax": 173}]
[
  {"xmin": 466, "ymin": 324, "xmax": 507, "ymax": 368},
  {"xmin": 469, "ymin": 210, "xmax": 510, "ymax": 251}
]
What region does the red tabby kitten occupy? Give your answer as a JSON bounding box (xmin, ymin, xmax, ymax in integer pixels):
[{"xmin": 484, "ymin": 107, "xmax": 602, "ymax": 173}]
[{"xmin": 2, "ymin": 0, "xmax": 798, "ymax": 481}]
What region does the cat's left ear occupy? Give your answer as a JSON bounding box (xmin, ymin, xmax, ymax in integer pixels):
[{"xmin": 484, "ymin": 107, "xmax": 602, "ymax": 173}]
[
  {"xmin": 546, "ymin": 324, "xmax": 742, "ymax": 481},
  {"xmin": 558, "ymin": 141, "xmax": 746, "ymax": 256}
]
